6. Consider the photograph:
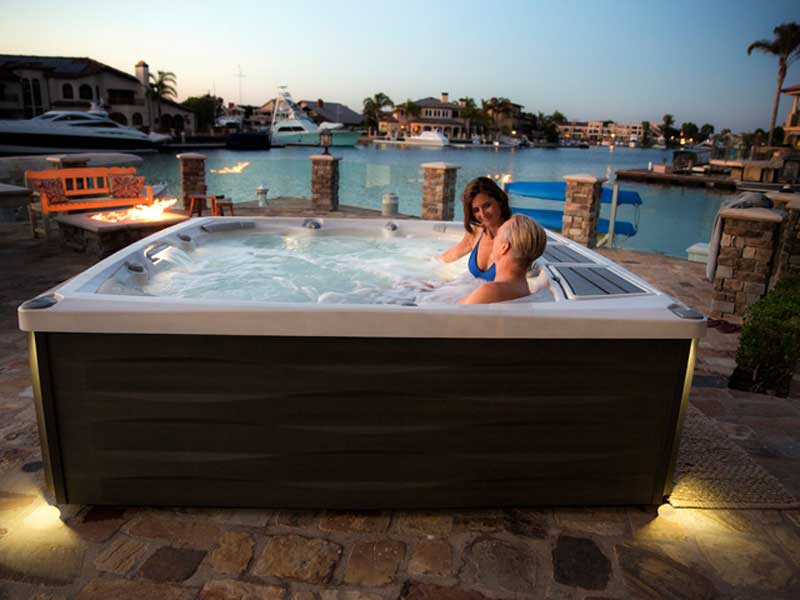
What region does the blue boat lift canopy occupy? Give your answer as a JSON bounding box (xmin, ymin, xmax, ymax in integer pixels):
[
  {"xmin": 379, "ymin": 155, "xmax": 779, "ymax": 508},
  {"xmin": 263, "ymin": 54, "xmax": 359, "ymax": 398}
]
[{"xmin": 504, "ymin": 180, "xmax": 641, "ymax": 240}]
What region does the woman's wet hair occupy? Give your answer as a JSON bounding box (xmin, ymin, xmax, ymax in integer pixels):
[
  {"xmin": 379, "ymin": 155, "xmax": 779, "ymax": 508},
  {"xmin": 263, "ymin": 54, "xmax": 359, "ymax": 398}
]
[
  {"xmin": 461, "ymin": 177, "xmax": 512, "ymax": 233},
  {"xmin": 500, "ymin": 214, "xmax": 547, "ymax": 268}
]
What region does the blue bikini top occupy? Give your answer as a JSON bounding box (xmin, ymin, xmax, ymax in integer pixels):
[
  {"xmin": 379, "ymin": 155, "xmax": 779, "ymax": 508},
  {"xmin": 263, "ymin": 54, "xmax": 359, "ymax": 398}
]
[{"xmin": 468, "ymin": 231, "xmax": 496, "ymax": 281}]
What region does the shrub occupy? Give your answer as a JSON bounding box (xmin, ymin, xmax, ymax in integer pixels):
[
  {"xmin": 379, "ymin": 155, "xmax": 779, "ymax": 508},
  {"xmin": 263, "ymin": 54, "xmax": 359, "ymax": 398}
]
[{"xmin": 729, "ymin": 277, "xmax": 800, "ymax": 397}]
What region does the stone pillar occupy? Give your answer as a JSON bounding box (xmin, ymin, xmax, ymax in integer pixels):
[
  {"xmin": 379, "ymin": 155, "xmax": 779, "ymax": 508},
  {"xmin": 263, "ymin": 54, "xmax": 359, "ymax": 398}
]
[
  {"xmin": 768, "ymin": 197, "xmax": 800, "ymax": 288},
  {"xmin": 177, "ymin": 153, "xmax": 207, "ymax": 209},
  {"xmin": 310, "ymin": 155, "xmax": 340, "ymax": 211},
  {"xmin": 709, "ymin": 207, "xmax": 783, "ymax": 324},
  {"xmin": 421, "ymin": 162, "xmax": 459, "ymax": 221},
  {"xmin": 562, "ymin": 174, "xmax": 604, "ymax": 248}
]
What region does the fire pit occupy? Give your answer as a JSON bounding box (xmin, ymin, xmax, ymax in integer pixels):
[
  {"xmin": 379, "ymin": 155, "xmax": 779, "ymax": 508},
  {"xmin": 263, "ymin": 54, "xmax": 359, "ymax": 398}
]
[{"xmin": 55, "ymin": 198, "xmax": 188, "ymax": 258}]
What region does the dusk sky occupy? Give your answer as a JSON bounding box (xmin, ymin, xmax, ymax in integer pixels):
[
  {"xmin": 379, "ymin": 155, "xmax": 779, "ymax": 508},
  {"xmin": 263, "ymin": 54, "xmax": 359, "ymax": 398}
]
[{"xmin": 1, "ymin": 0, "xmax": 798, "ymax": 131}]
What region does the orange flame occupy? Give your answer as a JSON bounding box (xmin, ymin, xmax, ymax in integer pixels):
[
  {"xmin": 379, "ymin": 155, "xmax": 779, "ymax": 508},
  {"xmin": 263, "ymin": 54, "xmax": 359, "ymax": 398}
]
[
  {"xmin": 90, "ymin": 198, "xmax": 179, "ymax": 224},
  {"xmin": 210, "ymin": 161, "xmax": 250, "ymax": 174}
]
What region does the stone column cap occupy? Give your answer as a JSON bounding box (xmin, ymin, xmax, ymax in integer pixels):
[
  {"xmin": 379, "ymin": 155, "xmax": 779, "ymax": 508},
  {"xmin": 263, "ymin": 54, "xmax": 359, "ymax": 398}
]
[
  {"xmin": 310, "ymin": 154, "xmax": 341, "ymax": 161},
  {"xmin": 421, "ymin": 162, "xmax": 460, "ymax": 170},
  {"xmin": 176, "ymin": 153, "xmax": 208, "ymax": 160},
  {"xmin": 563, "ymin": 173, "xmax": 606, "ymax": 183},
  {"xmin": 766, "ymin": 192, "xmax": 800, "ymax": 207},
  {"xmin": 719, "ymin": 207, "xmax": 784, "ymax": 223}
]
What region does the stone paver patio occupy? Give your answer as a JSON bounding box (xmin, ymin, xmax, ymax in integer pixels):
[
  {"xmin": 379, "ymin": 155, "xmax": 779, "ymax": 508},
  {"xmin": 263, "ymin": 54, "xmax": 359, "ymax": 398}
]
[{"xmin": 1, "ymin": 222, "xmax": 799, "ymax": 600}]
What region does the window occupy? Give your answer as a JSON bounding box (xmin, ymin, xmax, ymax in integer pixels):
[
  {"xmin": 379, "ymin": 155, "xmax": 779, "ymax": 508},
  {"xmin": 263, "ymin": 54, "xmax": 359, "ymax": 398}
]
[
  {"xmin": 132, "ymin": 112, "xmax": 143, "ymax": 126},
  {"xmin": 73, "ymin": 121, "xmax": 120, "ymax": 128},
  {"xmin": 62, "ymin": 83, "xmax": 74, "ymax": 100},
  {"xmin": 53, "ymin": 114, "xmax": 93, "ymax": 121},
  {"xmin": 79, "ymin": 84, "xmax": 93, "ymax": 100}
]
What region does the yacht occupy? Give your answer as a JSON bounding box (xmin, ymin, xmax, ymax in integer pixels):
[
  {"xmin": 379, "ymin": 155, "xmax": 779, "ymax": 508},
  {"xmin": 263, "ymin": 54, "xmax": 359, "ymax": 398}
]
[
  {"xmin": 404, "ymin": 131, "xmax": 449, "ymax": 147},
  {"xmin": 270, "ymin": 88, "xmax": 360, "ymax": 147},
  {"xmin": 0, "ymin": 110, "xmax": 169, "ymax": 155},
  {"xmin": 628, "ymin": 134, "xmax": 639, "ymax": 148}
]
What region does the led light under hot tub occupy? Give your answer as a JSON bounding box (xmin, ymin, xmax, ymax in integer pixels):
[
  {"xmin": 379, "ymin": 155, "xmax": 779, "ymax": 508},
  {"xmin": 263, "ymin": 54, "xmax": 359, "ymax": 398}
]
[{"xmin": 19, "ymin": 216, "xmax": 705, "ymax": 509}]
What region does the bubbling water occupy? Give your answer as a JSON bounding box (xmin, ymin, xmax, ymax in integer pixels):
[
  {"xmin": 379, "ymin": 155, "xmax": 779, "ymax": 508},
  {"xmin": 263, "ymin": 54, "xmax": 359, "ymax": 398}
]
[{"xmin": 143, "ymin": 232, "xmax": 481, "ymax": 305}]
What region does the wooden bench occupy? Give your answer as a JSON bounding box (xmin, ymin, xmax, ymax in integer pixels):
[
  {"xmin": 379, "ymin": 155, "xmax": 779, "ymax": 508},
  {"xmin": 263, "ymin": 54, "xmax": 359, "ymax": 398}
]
[{"xmin": 25, "ymin": 166, "xmax": 154, "ymax": 238}]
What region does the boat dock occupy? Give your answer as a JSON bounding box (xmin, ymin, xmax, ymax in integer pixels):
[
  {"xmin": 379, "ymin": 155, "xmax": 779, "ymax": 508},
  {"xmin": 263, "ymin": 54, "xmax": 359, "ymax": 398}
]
[{"xmin": 616, "ymin": 168, "xmax": 737, "ymax": 190}]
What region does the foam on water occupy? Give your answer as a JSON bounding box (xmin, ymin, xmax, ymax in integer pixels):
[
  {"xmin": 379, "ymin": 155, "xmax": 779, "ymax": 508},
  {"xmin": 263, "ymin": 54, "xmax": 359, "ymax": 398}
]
[{"xmin": 143, "ymin": 232, "xmax": 481, "ymax": 305}]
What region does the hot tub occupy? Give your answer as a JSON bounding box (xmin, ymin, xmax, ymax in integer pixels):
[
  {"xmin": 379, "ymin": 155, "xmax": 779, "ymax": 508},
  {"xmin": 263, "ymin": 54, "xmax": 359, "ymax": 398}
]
[{"xmin": 19, "ymin": 216, "xmax": 705, "ymax": 508}]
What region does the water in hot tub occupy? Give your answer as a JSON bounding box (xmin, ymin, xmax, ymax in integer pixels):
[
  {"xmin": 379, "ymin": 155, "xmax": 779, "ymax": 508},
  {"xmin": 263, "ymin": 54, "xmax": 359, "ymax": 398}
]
[{"xmin": 143, "ymin": 231, "xmax": 482, "ymax": 305}]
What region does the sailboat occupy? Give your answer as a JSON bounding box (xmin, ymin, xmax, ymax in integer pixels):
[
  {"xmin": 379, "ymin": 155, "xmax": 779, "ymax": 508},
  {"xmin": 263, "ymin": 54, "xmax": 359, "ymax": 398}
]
[{"xmin": 270, "ymin": 87, "xmax": 361, "ymax": 147}]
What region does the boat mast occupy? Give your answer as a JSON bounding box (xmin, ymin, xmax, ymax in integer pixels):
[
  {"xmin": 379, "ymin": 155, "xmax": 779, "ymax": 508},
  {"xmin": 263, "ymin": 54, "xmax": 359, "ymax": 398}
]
[{"xmin": 271, "ymin": 86, "xmax": 286, "ymax": 130}]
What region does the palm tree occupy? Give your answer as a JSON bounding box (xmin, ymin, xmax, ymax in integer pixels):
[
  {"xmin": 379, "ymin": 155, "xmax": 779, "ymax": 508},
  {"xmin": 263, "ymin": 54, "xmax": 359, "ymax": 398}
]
[
  {"xmin": 148, "ymin": 71, "xmax": 177, "ymax": 132},
  {"xmin": 641, "ymin": 121, "xmax": 651, "ymax": 146},
  {"xmin": 362, "ymin": 93, "xmax": 394, "ymax": 136},
  {"xmin": 747, "ymin": 22, "xmax": 800, "ymax": 146},
  {"xmin": 459, "ymin": 97, "xmax": 487, "ymax": 135},
  {"xmin": 661, "ymin": 114, "xmax": 675, "ymax": 144}
]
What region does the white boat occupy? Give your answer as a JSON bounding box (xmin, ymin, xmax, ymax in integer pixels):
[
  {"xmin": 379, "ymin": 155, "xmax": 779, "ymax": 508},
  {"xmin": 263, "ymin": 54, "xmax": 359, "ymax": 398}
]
[
  {"xmin": 498, "ymin": 135, "xmax": 523, "ymax": 147},
  {"xmin": 628, "ymin": 135, "xmax": 639, "ymax": 148},
  {"xmin": 404, "ymin": 131, "xmax": 449, "ymax": 147},
  {"xmin": 215, "ymin": 115, "xmax": 243, "ymax": 129},
  {"xmin": 0, "ymin": 110, "xmax": 168, "ymax": 155},
  {"xmin": 270, "ymin": 88, "xmax": 360, "ymax": 147}
]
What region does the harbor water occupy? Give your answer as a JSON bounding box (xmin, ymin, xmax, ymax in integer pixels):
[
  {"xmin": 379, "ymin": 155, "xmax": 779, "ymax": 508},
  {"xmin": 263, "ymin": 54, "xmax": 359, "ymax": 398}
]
[{"xmin": 138, "ymin": 145, "xmax": 729, "ymax": 258}]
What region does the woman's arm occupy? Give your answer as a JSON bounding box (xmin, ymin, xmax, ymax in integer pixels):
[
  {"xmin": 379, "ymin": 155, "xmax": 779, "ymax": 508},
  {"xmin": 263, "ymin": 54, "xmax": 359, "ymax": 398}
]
[{"xmin": 438, "ymin": 232, "xmax": 474, "ymax": 263}]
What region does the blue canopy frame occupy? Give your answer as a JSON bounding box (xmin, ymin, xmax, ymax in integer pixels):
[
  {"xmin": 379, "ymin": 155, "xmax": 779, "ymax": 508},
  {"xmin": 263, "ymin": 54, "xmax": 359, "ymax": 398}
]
[{"xmin": 504, "ymin": 181, "xmax": 640, "ymax": 238}]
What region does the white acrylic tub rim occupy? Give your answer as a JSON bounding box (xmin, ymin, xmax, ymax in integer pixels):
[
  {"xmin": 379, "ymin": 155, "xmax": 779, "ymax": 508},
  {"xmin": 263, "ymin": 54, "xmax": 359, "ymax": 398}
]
[{"xmin": 18, "ymin": 216, "xmax": 707, "ymax": 340}]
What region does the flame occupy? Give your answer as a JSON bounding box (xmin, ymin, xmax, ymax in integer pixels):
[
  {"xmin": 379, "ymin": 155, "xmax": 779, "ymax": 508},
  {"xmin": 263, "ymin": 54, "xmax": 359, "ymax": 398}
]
[
  {"xmin": 90, "ymin": 198, "xmax": 178, "ymax": 223},
  {"xmin": 210, "ymin": 161, "xmax": 250, "ymax": 174}
]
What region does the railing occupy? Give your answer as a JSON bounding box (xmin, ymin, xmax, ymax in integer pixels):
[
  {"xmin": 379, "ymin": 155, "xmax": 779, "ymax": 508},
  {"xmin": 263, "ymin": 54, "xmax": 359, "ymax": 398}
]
[{"xmin": 0, "ymin": 93, "xmax": 20, "ymax": 103}]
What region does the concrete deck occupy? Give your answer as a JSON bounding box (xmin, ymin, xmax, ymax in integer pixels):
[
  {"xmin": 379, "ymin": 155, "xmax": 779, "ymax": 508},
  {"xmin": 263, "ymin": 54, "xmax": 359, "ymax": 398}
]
[{"xmin": 0, "ymin": 220, "xmax": 799, "ymax": 599}]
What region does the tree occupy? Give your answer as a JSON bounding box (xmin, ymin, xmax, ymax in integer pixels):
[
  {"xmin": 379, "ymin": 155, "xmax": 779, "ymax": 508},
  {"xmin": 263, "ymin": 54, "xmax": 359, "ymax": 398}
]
[
  {"xmin": 182, "ymin": 94, "xmax": 223, "ymax": 133},
  {"xmin": 485, "ymin": 97, "xmax": 514, "ymax": 134},
  {"xmin": 641, "ymin": 121, "xmax": 651, "ymax": 147},
  {"xmin": 699, "ymin": 123, "xmax": 715, "ymax": 141},
  {"xmin": 747, "ymin": 22, "xmax": 800, "ymax": 146},
  {"xmin": 400, "ymin": 99, "xmax": 420, "ymax": 118},
  {"xmin": 362, "ymin": 93, "xmax": 393, "ymax": 136},
  {"xmin": 551, "ymin": 110, "xmax": 567, "ymax": 125},
  {"xmin": 459, "ymin": 97, "xmax": 488, "ymax": 135},
  {"xmin": 148, "ymin": 70, "xmax": 177, "ymax": 132},
  {"xmin": 681, "ymin": 122, "xmax": 699, "ymax": 142},
  {"xmin": 661, "ymin": 114, "xmax": 676, "ymax": 144}
]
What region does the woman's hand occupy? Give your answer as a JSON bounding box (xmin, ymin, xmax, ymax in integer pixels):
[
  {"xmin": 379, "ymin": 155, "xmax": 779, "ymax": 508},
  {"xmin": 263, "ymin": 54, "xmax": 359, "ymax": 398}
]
[{"xmin": 438, "ymin": 232, "xmax": 474, "ymax": 263}]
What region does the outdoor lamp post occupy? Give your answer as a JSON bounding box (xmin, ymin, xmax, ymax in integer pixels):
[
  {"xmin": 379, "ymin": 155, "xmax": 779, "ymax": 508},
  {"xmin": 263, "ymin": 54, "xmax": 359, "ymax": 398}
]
[{"xmin": 320, "ymin": 129, "xmax": 333, "ymax": 155}]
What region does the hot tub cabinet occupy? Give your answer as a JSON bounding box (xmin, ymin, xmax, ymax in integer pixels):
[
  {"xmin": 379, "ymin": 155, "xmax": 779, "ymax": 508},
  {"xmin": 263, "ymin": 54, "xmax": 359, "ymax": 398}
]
[{"xmin": 20, "ymin": 217, "xmax": 704, "ymax": 508}]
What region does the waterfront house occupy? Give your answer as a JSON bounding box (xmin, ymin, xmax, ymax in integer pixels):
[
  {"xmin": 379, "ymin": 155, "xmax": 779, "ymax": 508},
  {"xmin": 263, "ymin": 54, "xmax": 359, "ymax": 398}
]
[
  {"xmin": 783, "ymin": 83, "xmax": 800, "ymax": 150},
  {"xmin": 298, "ymin": 99, "xmax": 362, "ymax": 128},
  {"xmin": 379, "ymin": 93, "xmax": 473, "ymax": 141},
  {"xmin": 256, "ymin": 98, "xmax": 362, "ymax": 129},
  {"xmin": 0, "ymin": 55, "xmax": 193, "ymax": 134},
  {"xmin": 559, "ymin": 120, "xmax": 647, "ymax": 145}
]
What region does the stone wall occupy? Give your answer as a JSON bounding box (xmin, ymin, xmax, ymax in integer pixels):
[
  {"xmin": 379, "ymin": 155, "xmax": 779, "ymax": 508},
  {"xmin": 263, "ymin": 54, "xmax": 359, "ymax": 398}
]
[
  {"xmin": 177, "ymin": 153, "xmax": 207, "ymax": 210},
  {"xmin": 709, "ymin": 208, "xmax": 783, "ymax": 323},
  {"xmin": 768, "ymin": 198, "xmax": 800, "ymax": 288},
  {"xmin": 310, "ymin": 155, "xmax": 340, "ymax": 211},
  {"xmin": 421, "ymin": 163, "xmax": 459, "ymax": 221},
  {"xmin": 562, "ymin": 174, "xmax": 604, "ymax": 248}
]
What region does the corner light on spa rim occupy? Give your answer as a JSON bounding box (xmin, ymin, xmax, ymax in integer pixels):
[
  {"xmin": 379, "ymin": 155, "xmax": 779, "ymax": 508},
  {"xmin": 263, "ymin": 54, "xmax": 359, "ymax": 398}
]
[{"xmin": 320, "ymin": 129, "xmax": 333, "ymax": 155}]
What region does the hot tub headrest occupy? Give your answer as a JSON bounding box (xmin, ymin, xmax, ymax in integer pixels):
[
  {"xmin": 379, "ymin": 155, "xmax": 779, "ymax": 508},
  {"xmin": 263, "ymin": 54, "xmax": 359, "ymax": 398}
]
[{"xmin": 200, "ymin": 221, "xmax": 256, "ymax": 233}]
